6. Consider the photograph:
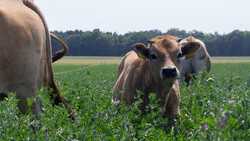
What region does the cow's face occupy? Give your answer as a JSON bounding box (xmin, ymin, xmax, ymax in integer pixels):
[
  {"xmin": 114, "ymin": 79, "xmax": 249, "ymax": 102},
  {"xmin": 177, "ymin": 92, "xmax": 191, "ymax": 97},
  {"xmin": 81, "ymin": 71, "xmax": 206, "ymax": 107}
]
[{"xmin": 132, "ymin": 35, "xmax": 200, "ymax": 84}]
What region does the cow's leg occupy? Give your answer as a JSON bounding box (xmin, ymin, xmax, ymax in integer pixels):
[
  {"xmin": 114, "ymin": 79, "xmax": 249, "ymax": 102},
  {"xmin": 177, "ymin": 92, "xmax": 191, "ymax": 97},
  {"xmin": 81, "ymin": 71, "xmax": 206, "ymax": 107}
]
[
  {"xmin": 30, "ymin": 100, "xmax": 43, "ymax": 119},
  {"xmin": 17, "ymin": 98, "xmax": 42, "ymax": 119},
  {"xmin": 163, "ymin": 83, "xmax": 180, "ymax": 126},
  {"xmin": 13, "ymin": 84, "xmax": 43, "ymax": 119},
  {"xmin": 180, "ymin": 59, "xmax": 191, "ymax": 85},
  {"xmin": 0, "ymin": 88, "xmax": 42, "ymax": 119}
]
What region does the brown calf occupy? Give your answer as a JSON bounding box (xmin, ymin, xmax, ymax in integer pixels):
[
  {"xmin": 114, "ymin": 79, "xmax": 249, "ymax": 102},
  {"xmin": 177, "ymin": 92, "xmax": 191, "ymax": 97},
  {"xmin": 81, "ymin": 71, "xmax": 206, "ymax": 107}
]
[{"xmin": 112, "ymin": 35, "xmax": 200, "ymax": 125}]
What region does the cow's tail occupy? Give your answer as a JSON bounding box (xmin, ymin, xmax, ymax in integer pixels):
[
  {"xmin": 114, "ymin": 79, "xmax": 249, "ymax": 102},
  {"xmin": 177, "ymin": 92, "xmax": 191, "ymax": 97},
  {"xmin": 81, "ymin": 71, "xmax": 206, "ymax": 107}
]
[
  {"xmin": 23, "ymin": 1, "xmax": 74, "ymax": 120},
  {"xmin": 50, "ymin": 33, "xmax": 68, "ymax": 63}
]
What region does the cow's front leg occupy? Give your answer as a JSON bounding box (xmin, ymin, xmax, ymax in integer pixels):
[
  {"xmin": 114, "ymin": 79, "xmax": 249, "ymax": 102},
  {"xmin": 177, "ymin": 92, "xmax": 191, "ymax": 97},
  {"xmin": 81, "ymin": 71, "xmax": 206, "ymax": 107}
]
[{"xmin": 163, "ymin": 83, "xmax": 180, "ymax": 127}]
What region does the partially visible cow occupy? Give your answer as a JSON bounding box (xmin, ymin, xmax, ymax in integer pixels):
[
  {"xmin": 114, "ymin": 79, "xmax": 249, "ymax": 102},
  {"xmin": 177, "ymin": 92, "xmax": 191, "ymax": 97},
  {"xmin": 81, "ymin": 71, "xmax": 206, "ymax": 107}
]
[
  {"xmin": 179, "ymin": 36, "xmax": 211, "ymax": 84},
  {"xmin": 112, "ymin": 35, "xmax": 200, "ymax": 126},
  {"xmin": 0, "ymin": 0, "xmax": 72, "ymax": 119}
]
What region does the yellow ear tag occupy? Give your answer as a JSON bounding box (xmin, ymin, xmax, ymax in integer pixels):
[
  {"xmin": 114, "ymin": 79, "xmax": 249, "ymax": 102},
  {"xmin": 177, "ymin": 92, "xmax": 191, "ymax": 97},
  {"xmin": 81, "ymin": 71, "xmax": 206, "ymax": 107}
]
[
  {"xmin": 138, "ymin": 52, "xmax": 146, "ymax": 60},
  {"xmin": 184, "ymin": 52, "xmax": 197, "ymax": 59}
]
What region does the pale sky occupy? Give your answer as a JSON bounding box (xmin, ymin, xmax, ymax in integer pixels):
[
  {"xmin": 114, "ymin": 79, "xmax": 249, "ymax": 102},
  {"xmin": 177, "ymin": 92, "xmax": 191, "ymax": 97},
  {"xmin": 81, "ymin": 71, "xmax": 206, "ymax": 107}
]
[{"xmin": 35, "ymin": 0, "xmax": 250, "ymax": 35}]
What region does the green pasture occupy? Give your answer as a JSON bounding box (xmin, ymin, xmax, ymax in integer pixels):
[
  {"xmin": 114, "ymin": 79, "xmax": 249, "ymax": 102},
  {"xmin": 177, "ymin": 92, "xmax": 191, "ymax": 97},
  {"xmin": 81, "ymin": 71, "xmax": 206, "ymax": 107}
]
[
  {"xmin": 54, "ymin": 56, "xmax": 250, "ymax": 65},
  {"xmin": 0, "ymin": 61, "xmax": 249, "ymax": 140}
]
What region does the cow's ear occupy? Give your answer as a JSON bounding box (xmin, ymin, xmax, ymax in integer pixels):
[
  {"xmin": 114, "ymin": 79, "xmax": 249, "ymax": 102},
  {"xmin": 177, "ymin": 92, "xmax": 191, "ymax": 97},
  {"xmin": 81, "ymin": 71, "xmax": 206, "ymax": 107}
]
[
  {"xmin": 132, "ymin": 43, "xmax": 150, "ymax": 60},
  {"xmin": 181, "ymin": 42, "xmax": 200, "ymax": 59}
]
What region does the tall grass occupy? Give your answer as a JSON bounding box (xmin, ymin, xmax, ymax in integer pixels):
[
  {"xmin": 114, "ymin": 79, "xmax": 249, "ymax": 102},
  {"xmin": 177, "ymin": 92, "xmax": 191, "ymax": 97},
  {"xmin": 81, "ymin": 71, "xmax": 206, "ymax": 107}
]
[{"xmin": 0, "ymin": 63, "xmax": 249, "ymax": 140}]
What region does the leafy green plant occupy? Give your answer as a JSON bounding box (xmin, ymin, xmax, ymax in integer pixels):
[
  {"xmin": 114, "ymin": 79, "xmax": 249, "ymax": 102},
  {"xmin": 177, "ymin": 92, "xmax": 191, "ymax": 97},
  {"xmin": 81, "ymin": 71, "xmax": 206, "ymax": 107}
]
[{"xmin": 0, "ymin": 63, "xmax": 249, "ymax": 140}]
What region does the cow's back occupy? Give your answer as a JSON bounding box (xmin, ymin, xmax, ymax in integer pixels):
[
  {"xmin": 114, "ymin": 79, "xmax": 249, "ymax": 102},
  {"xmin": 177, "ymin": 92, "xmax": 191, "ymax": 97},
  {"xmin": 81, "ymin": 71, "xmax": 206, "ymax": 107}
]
[{"xmin": 116, "ymin": 52, "xmax": 134, "ymax": 78}]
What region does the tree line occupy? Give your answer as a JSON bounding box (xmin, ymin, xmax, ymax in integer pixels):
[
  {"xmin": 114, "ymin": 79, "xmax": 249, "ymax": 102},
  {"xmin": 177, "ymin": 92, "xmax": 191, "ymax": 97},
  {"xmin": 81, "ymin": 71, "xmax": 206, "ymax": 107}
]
[{"xmin": 51, "ymin": 28, "xmax": 250, "ymax": 56}]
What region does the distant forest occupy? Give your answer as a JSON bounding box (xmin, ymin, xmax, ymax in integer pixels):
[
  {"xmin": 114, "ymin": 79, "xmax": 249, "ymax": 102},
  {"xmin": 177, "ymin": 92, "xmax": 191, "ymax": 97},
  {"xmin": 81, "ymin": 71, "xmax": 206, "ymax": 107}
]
[{"xmin": 51, "ymin": 28, "xmax": 250, "ymax": 56}]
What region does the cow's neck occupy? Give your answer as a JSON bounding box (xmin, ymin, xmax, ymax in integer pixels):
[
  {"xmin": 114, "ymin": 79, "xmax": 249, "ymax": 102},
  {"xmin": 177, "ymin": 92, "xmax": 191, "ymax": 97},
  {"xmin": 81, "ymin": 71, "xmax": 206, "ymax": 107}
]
[
  {"xmin": 141, "ymin": 61, "xmax": 174, "ymax": 108},
  {"xmin": 155, "ymin": 81, "xmax": 174, "ymax": 108}
]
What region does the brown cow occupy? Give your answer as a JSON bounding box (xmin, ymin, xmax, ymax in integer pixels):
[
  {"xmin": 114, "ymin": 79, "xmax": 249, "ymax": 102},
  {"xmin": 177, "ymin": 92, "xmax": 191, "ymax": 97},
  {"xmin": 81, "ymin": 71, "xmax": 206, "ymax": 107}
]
[
  {"xmin": 0, "ymin": 0, "xmax": 72, "ymax": 119},
  {"xmin": 179, "ymin": 36, "xmax": 211, "ymax": 84},
  {"xmin": 112, "ymin": 35, "xmax": 200, "ymax": 125}
]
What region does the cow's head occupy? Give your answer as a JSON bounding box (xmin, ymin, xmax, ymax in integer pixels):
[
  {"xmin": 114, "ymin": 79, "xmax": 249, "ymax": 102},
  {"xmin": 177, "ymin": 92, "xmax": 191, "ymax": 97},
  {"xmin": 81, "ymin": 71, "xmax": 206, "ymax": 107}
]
[
  {"xmin": 179, "ymin": 36, "xmax": 203, "ymax": 59},
  {"xmin": 132, "ymin": 35, "xmax": 200, "ymax": 84}
]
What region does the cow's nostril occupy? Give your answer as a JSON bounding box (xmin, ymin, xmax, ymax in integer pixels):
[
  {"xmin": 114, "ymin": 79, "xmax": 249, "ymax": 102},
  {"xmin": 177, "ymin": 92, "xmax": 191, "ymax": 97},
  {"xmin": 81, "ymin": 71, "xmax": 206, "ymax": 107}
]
[
  {"xmin": 170, "ymin": 67, "xmax": 176, "ymax": 73},
  {"xmin": 161, "ymin": 67, "xmax": 177, "ymax": 78}
]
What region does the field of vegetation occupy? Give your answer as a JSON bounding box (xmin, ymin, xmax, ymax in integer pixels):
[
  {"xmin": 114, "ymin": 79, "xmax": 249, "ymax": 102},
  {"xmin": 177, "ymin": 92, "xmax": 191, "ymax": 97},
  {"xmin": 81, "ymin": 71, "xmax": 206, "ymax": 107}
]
[{"xmin": 0, "ymin": 60, "xmax": 249, "ymax": 140}]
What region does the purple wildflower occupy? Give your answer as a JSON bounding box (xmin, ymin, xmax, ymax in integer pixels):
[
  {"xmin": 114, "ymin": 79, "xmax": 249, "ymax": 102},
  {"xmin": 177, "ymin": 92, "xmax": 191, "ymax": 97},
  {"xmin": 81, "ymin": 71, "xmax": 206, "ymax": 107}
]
[
  {"xmin": 46, "ymin": 131, "xmax": 48, "ymax": 136},
  {"xmin": 200, "ymin": 123, "xmax": 208, "ymax": 131},
  {"xmin": 98, "ymin": 112, "xmax": 102, "ymax": 117},
  {"xmin": 93, "ymin": 130, "xmax": 96, "ymax": 133},
  {"xmin": 126, "ymin": 125, "xmax": 131, "ymax": 132},
  {"xmin": 108, "ymin": 107, "xmax": 112, "ymax": 110},
  {"xmin": 223, "ymin": 111, "xmax": 230, "ymax": 119},
  {"xmin": 225, "ymin": 112, "xmax": 230, "ymax": 119},
  {"xmin": 221, "ymin": 120, "xmax": 228, "ymax": 127}
]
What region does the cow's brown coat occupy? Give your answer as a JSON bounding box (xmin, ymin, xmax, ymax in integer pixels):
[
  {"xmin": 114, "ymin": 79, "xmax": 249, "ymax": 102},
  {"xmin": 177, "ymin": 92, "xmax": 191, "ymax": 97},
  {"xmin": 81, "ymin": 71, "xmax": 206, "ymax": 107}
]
[
  {"xmin": 0, "ymin": 0, "xmax": 72, "ymax": 119},
  {"xmin": 113, "ymin": 35, "xmax": 200, "ymax": 125}
]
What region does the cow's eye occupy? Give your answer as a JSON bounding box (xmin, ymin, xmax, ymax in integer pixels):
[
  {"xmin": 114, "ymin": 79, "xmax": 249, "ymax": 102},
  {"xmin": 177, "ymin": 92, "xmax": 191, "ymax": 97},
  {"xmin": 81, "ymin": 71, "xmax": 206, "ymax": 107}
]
[
  {"xmin": 177, "ymin": 52, "xmax": 182, "ymax": 58},
  {"xmin": 151, "ymin": 54, "xmax": 157, "ymax": 59}
]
